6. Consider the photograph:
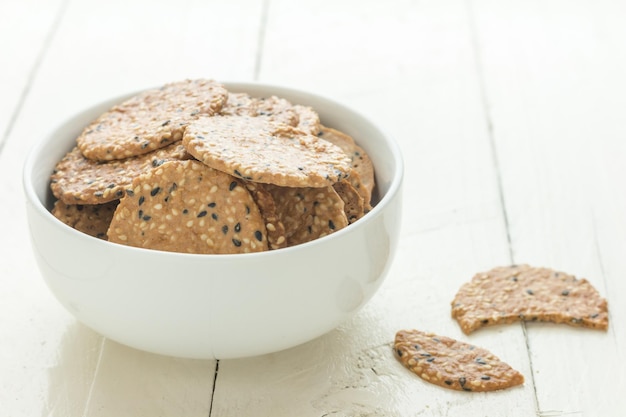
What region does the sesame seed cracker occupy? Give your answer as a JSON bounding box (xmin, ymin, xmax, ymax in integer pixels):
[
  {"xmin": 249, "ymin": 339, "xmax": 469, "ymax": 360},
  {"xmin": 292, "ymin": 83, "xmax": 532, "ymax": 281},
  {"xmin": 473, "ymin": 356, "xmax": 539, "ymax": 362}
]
[
  {"xmin": 183, "ymin": 115, "xmax": 352, "ymax": 188},
  {"xmin": 394, "ymin": 329, "xmax": 524, "ymax": 392},
  {"xmin": 51, "ymin": 200, "xmax": 119, "ymax": 239},
  {"xmin": 50, "ymin": 143, "xmax": 191, "ymax": 205},
  {"xmin": 318, "ymin": 126, "xmax": 375, "ymax": 209},
  {"xmin": 107, "ymin": 160, "xmax": 268, "ymax": 254},
  {"xmin": 77, "ymin": 79, "xmax": 228, "ymax": 161},
  {"xmin": 451, "ymin": 264, "xmax": 609, "ymax": 334},
  {"xmin": 333, "ymin": 179, "xmax": 365, "ymax": 224},
  {"xmin": 265, "ymin": 184, "xmax": 348, "ymax": 247}
]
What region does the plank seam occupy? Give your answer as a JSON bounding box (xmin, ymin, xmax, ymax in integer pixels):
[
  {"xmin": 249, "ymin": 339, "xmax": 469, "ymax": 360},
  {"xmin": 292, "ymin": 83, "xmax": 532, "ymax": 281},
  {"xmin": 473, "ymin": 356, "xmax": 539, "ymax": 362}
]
[
  {"xmin": 208, "ymin": 360, "xmax": 220, "ymax": 416},
  {"xmin": 465, "ymin": 0, "xmax": 541, "ymax": 412}
]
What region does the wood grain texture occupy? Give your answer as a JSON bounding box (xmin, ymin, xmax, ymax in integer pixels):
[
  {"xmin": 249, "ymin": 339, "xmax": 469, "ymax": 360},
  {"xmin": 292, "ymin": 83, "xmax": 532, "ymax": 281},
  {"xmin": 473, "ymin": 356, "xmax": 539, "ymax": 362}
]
[
  {"xmin": 1, "ymin": 0, "xmax": 625, "ymax": 416},
  {"xmin": 471, "ymin": 0, "xmax": 626, "ymax": 414}
]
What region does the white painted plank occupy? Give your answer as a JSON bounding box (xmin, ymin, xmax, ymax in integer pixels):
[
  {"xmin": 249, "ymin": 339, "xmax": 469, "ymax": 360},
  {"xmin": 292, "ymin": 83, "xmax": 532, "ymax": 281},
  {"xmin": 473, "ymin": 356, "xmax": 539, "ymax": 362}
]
[
  {"xmin": 471, "ymin": 0, "xmax": 626, "ymax": 415},
  {"xmin": 212, "ymin": 1, "xmax": 536, "ymax": 415},
  {"xmin": 0, "ymin": 0, "xmax": 64, "ymax": 141},
  {"xmin": 84, "ymin": 341, "xmax": 215, "ymax": 417}
]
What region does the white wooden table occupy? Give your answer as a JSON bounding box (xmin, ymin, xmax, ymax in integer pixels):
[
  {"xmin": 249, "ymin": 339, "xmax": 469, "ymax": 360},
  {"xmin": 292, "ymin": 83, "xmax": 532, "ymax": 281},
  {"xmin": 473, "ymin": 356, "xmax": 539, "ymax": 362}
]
[{"xmin": 2, "ymin": 1, "xmax": 625, "ymax": 415}]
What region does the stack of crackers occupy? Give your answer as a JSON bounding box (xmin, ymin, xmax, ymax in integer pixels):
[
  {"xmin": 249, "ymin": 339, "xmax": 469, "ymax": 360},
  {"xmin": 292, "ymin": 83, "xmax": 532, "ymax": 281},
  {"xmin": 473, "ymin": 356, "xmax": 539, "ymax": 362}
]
[{"xmin": 49, "ymin": 79, "xmax": 375, "ymax": 254}]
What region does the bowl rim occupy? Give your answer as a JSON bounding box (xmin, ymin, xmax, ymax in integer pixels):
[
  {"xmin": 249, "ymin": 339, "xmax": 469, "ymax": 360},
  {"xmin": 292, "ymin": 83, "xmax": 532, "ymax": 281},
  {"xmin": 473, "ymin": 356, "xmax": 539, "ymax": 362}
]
[{"xmin": 23, "ymin": 80, "xmax": 404, "ymax": 259}]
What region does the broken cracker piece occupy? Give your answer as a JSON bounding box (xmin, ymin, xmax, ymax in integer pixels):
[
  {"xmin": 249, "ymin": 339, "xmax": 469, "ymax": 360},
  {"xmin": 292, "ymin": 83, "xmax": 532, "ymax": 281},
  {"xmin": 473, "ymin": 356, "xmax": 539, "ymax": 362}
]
[
  {"xmin": 451, "ymin": 264, "xmax": 609, "ymax": 334},
  {"xmin": 394, "ymin": 329, "xmax": 524, "ymax": 392}
]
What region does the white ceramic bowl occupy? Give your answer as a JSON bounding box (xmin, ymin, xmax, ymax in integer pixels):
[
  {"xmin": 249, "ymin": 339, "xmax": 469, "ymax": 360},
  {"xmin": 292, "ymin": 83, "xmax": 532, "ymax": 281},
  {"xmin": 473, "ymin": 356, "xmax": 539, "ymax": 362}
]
[{"xmin": 23, "ymin": 82, "xmax": 403, "ymax": 359}]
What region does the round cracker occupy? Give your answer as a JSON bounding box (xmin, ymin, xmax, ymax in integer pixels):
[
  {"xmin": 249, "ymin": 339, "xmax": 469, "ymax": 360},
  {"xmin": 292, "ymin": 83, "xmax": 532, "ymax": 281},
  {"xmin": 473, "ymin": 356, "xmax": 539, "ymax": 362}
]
[
  {"xmin": 77, "ymin": 79, "xmax": 228, "ymax": 161},
  {"xmin": 265, "ymin": 184, "xmax": 348, "ymax": 247},
  {"xmin": 50, "ymin": 143, "xmax": 190, "ymax": 205},
  {"xmin": 183, "ymin": 115, "xmax": 351, "ymax": 188},
  {"xmin": 51, "ymin": 200, "xmax": 118, "ymax": 239},
  {"xmin": 220, "ymin": 93, "xmax": 297, "ymax": 125},
  {"xmin": 332, "ymin": 179, "xmax": 365, "ymax": 224},
  {"xmin": 319, "ymin": 126, "xmax": 375, "ymax": 205},
  {"xmin": 107, "ymin": 160, "xmax": 268, "ymax": 254},
  {"xmin": 293, "ymin": 104, "xmax": 321, "ymax": 135},
  {"xmin": 244, "ymin": 181, "xmax": 287, "ymax": 250}
]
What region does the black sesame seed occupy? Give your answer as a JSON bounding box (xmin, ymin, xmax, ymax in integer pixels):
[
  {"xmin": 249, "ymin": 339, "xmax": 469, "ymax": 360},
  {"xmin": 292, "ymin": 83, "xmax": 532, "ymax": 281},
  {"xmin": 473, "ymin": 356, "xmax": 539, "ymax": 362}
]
[
  {"xmin": 329, "ymin": 220, "xmax": 336, "ymax": 230},
  {"xmin": 590, "ymin": 313, "xmax": 599, "ymax": 318},
  {"xmin": 141, "ymin": 142, "xmax": 149, "ymax": 149},
  {"xmin": 481, "ymin": 319, "xmax": 489, "ymax": 324},
  {"xmin": 161, "ymin": 120, "xmax": 170, "ymax": 127},
  {"xmin": 232, "ymin": 238, "xmax": 242, "ymax": 247},
  {"xmin": 151, "ymin": 187, "xmax": 161, "ymax": 197},
  {"xmin": 208, "ymin": 202, "xmax": 216, "ymax": 207},
  {"xmin": 481, "ymin": 375, "xmax": 491, "ymax": 380},
  {"xmin": 142, "ymin": 215, "xmax": 151, "ymax": 221},
  {"xmin": 432, "ymin": 338, "xmax": 441, "ymax": 343},
  {"xmin": 396, "ymin": 349, "xmax": 403, "ymax": 357},
  {"xmin": 526, "ymin": 289, "xmax": 534, "ymax": 295},
  {"xmin": 459, "ymin": 377, "xmax": 467, "ymax": 387},
  {"xmin": 138, "ymin": 196, "xmax": 145, "ymax": 206},
  {"xmin": 107, "ymin": 183, "xmax": 115, "ymax": 189},
  {"xmin": 234, "ymin": 222, "xmax": 241, "ymax": 233},
  {"xmin": 222, "ymin": 225, "xmax": 228, "ymax": 235},
  {"xmin": 254, "ymin": 230, "xmax": 263, "ymax": 241},
  {"xmin": 562, "ymin": 289, "xmax": 570, "ymax": 296},
  {"xmin": 475, "ymin": 358, "xmax": 487, "ymax": 365},
  {"xmin": 94, "ymin": 192, "xmax": 103, "ymax": 197},
  {"xmin": 413, "ymin": 344, "xmax": 421, "ymax": 350},
  {"xmin": 183, "ymin": 209, "xmax": 189, "ymax": 214},
  {"xmin": 511, "ymin": 276, "xmax": 518, "ymax": 282},
  {"xmin": 197, "ymin": 210, "xmax": 208, "ymax": 218},
  {"xmin": 444, "ymin": 380, "xmax": 453, "ymax": 386},
  {"xmin": 426, "ymin": 357, "xmax": 435, "ymax": 363},
  {"xmin": 211, "ymin": 213, "xmax": 218, "ymax": 220},
  {"xmin": 138, "ymin": 209, "xmax": 143, "ymax": 219},
  {"xmin": 115, "ymin": 190, "xmax": 124, "ymax": 198},
  {"xmin": 169, "ymin": 183, "xmax": 178, "ymax": 192},
  {"xmin": 229, "ymin": 181, "xmax": 237, "ymax": 191}
]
